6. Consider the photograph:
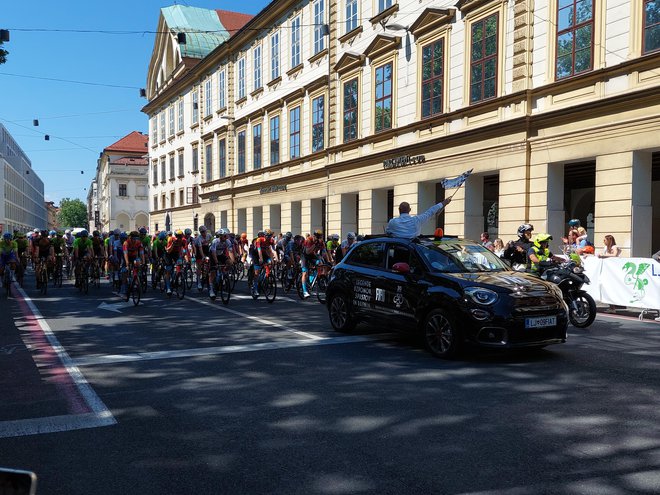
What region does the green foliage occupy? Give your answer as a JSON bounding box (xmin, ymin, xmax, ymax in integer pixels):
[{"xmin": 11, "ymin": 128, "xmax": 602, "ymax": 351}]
[
  {"xmin": 0, "ymin": 40, "xmax": 7, "ymax": 65},
  {"xmin": 57, "ymin": 198, "xmax": 88, "ymax": 228}
]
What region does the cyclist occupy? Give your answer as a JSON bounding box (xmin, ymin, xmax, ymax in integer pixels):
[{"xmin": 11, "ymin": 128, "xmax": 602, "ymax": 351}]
[
  {"xmin": 33, "ymin": 230, "xmax": 54, "ymax": 287},
  {"xmin": 138, "ymin": 227, "xmax": 152, "ymax": 268},
  {"xmin": 63, "ymin": 229, "xmax": 74, "ymax": 252},
  {"xmin": 276, "ymin": 232, "xmax": 292, "ymax": 263},
  {"xmin": 209, "ymin": 228, "xmax": 235, "ymax": 300},
  {"xmin": 121, "ymin": 231, "xmax": 145, "ymax": 295},
  {"xmin": 283, "ymin": 234, "xmax": 303, "ymax": 269},
  {"xmin": 301, "ymin": 229, "xmax": 329, "ymax": 298},
  {"xmin": 0, "ymin": 232, "xmax": 19, "ymax": 288},
  {"xmin": 90, "ymin": 231, "xmax": 104, "ymax": 276},
  {"xmin": 15, "ymin": 232, "xmax": 29, "ymax": 275},
  {"xmin": 238, "ymin": 233, "xmax": 249, "ymax": 263},
  {"xmin": 326, "ymin": 234, "xmax": 340, "ymax": 263},
  {"xmin": 51, "ymin": 230, "xmax": 67, "ymax": 280},
  {"xmin": 164, "ymin": 229, "xmax": 189, "ymax": 295},
  {"xmin": 72, "ymin": 230, "xmax": 94, "ymax": 288},
  {"xmin": 251, "ymin": 229, "xmax": 277, "ymax": 297},
  {"xmin": 193, "ymin": 225, "xmax": 212, "ymax": 290}
]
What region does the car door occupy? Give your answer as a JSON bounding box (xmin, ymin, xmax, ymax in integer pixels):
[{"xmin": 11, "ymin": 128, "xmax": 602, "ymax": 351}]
[
  {"xmin": 380, "ymin": 243, "xmax": 430, "ymax": 325},
  {"xmin": 344, "ymin": 241, "xmax": 387, "ymax": 315}
]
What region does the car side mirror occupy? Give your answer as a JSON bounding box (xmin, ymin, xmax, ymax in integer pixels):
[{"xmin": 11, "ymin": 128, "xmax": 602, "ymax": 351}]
[{"xmin": 392, "ymin": 262, "xmax": 410, "ymax": 274}]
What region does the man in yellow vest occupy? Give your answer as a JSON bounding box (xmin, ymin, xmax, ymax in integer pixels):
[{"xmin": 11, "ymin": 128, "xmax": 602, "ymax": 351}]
[{"xmin": 528, "ymin": 233, "xmax": 564, "ymax": 273}]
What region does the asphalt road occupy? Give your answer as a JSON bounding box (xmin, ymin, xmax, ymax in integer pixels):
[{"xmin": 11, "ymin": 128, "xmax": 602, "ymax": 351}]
[{"xmin": 1, "ymin": 270, "xmax": 660, "ymax": 495}]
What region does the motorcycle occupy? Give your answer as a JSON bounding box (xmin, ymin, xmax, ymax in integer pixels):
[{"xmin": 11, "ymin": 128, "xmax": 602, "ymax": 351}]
[{"xmin": 539, "ymin": 259, "xmax": 597, "ymax": 328}]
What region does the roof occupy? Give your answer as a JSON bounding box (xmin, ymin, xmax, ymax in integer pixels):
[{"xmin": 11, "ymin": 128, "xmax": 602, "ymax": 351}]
[
  {"xmin": 111, "ymin": 157, "xmax": 148, "ymax": 166},
  {"xmin": 104, "ymin": 131, "xmax": 148, "ymax": 154},
  {"xmin": 216, "ymin": 10, "xmax": 254, "ymax": 36}
]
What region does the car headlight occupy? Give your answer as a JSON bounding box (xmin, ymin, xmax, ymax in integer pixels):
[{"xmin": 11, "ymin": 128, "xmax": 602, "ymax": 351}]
[{"xmin": 464, "ymin": 287, "xmax": 498, "ymax": 305}]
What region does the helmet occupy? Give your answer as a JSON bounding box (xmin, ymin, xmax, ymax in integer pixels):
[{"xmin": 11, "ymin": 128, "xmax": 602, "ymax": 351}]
[
  {"xmin": 215, "ymin": 229, "xmax": 223, "ymax": 237},
  {"xmin": 80, "ymin": 230, "xmax": 89, "ymax": 237},
  {"xmin": 119, "ymin": 232, "xmax": 128, "ymax": 241},
  {"xmin": 158, "ymin": 231, "xmax": 167, "ymax": 240},
  {"xmin": 294, "ymin": 234, "xmax": 304, "ymax": 243},
  {"xmin": 257, "ymin": 231, "xmax": 265, "ymax": 237},
  {"xmin": 568, "ymin": 219, "xmax": 581, "ymax": 227},
  {"xmin": 3, "ymin": 232, "xmax": 12, "ymax": 240},
  {"xmin": 517, "ymin": 224, "xmax": 534, "ymax": 238},
  {"xmin": 139, "ymin": 227, "xmax": 148, "ymax": 235},
  {"xmin": 314, "ymin": 229, "xmax": 323, "ymax": 238},
  {"xmin": 175, "ymin": 230, "xmax": 184, "ymax": 237},
  {"xmin": 49, "ymin": 230, "xmax": 56, "ymax": 236},
  {"xmin": 34, "ymin": 228, "xmax": 40, "ymax": 233},
  {"xmin": 582, "ymin": 245, "xmax": 595, "ymax": 255},
  {"xmin": 184, "ymin": 228, "xmax": 192, "ymax": 236},
  {"xmin": 113, "ymin": 228, "xmax": 121, "ymax": 236},
  {"xmin": 285, "ymin": 231, "xmax": 293, "ymax": 240},
  {"xmin": 92, "ymin": 230, "xmax": 100, "ymax": 237},
  {"xmin": 56, "ymin": 231, "xmax": 64, "ymax": 236},
  {"xmin": 17, "ymin": 232, "xmax": 25, "ymax": 238},
  {"xmin": 347, "ymin": 232, "xmax": 356, "ymax": 240},
  {"xmin": 41, "ymin": 229, "xmax": 49, "ymax": 237},
  {"xmin": 533, "ymin": 233, "xmax": 553, "ymax": 247},
  {"xmin": 199, "ymin": 225, "xmax": 207, "ymax": 232},
  {"xmin": 356, "ymin": 234, "xmax": 365, "ymax": 242},
  {"xmin": 331, "ymin": 234, "xmax": 339, "ymax": 241},
  {"xmin": 129, "ymin": 231, "xmax": 139, "ymax": 238},
  {"xmin": 65, "ymin": 229, "xmax": 72, "ymax": 234}
]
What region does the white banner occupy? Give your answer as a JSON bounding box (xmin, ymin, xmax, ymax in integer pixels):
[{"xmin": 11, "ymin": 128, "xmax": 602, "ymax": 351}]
[{"xmin": 581, "ymin": 256, "xmax": 660, "ymax": 309}]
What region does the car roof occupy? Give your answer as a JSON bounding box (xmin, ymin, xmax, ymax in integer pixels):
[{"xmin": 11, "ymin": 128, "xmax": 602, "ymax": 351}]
[{"xmin": 361, "ymin": 234, "xmax": 477, "ymax": 247}]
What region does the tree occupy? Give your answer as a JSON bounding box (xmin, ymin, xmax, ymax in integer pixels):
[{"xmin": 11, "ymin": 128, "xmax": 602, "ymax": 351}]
[
  {"xmin": 0, "ymin": 41, "xmax": 7, "ymax": 65},
  {"xmin": 57, "ymin": 198, "xmax": 88, "ymax": 228}
]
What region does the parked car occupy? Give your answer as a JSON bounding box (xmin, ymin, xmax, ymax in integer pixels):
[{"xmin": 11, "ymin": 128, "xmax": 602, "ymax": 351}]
[{"xmin": 326, "ymin": 235, "xmax": 568, "ymax": 358}]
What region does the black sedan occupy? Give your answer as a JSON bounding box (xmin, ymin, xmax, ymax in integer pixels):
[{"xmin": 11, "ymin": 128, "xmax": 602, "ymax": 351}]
[{"xmin": 325, "ymin": 235, "xmax": 568, "ymax": 358}]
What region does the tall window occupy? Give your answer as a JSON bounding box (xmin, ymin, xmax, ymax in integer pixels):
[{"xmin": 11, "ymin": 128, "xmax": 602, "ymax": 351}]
[
  {"xmin": 644, "ymin": 0, "xmax": 660, "ymax": 53},
  {"xmin": 238, "ymin": 57, "xmax": 246, "ymax": 99},
  {"xmin": 271, "ymin": 32, "xmax": 280, "ymax": 80},
  {"xmin": 343, "ymin": 78, "xmax": 358, "ymax": 142},
  {"xmin": 556, "ymin": 0, "xmax": 594, "ymax": 79},
  {"xmin": 470, "ymin": 13, "xmax": 498, "ymax": 103},
  {"xmin": 314, "ymin": 0, "xmax": 326, "ymax": 54},
  {"xmin": 204, "ymin": 79, "xmax": 213, "ymax": 116},
  {"xmin": 253, "ymin": 124, "xmax": 262, "ymax": 170},
  {"xmin": 218, "ymin": 70, "xmax": 226, "ymax": 109},
  {"xmin": 312, "ymin": 95, "xmax": 325, "ymax": 152},
  {"xmin": 375, "ymin": 62, "xmax": 393, "ymax": 132},
  {"xmin": 177, "ymin": 99, "xmax": 184, "ymax": 131},
  {"xmin": 253, "ymin": 46, "xmax": 262, "ymax": 90},
  {"xmin": 421, "ymin": 39, "xmax": 444, "ymax": 118},
  {"xmin": 169, "ymin": 154, "xmax": 175, "ymax": 179},
  {"xmin": 151, "ymin": 117, "xmax": 157, "ymax": 143},
  {"xmin": 346, "ymin": 0, "xmax": 358, "ymax": 33},
  {"xmin": 205, "ymin": 143, "xmax": 213, "ymax": 182},
  {"xmin": 160, "ymin": 157, "xmax": 166, "ymax": 183},
  {"xmin": 219, "ymin": 138, "xmax": 227, "ymax": 178},
  {"xmin": 178, "ymin": 150, "xmax": 184, "ymax": 177},
  {"xmin": 192, "ymin": 146, "xmax": 199, "ymax": 173},
  {"xmin": 270, "ymin": 115, "xmax": 280, "ymax": 166},
  {"xmin": 152, "ymin": 160, "xmax": 158, "ymax": 185},
  {"xmin": 119, "ymin": 184, "xmax": 127, "ymax": 197},
  {"xmin": 378, "ymin": 0, "xmax": 393, "ymax": 13},
  {"xmin": 289, "ymin": 107, "xmax": 301, "ymax": 159},
  {"xmin": 168, "ymin": 105, "xmax": 175, "ymax": 136},
  {"xmin": 159, "ymin": 112, "xmax": 165, "ymax": 140},
  {"xmin": 237, "ymin": 131, "xmax": 246, "ymax": 173},
  {"xmin": 192, "ymin": 90, "xmax": 199, "ymax": 124},
  {"xmin": 291, "ymin": 17, "xmax": 301, "ymax": 68}
]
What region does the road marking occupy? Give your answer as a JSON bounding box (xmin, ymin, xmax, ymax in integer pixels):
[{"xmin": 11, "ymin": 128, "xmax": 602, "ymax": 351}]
[
  {"xmin": 187, "ymin": 295, "xmax": 323, "ymax": 340},
  {"xmin": 73, "ymin": 334, "xmax": 395, "ymax": 367},
  {"xmin": 0, "ymin": 286, "xmax": 116, "ymax": 438}
]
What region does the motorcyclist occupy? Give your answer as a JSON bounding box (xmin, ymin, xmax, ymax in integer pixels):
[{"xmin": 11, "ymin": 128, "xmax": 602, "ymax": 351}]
[
  {"xmin": 502, "ymin": 223, "xmax": 534, "ymax": 270},
  {"xmin": 527, "ymin": 233, "xmax": 565, "ymax": 273}
]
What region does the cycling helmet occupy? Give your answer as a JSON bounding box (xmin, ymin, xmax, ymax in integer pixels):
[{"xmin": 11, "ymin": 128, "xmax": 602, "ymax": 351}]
[
  {"xmin": 199, "ymin": 225, "xmax": 207, "ymax": 232},
  {"xmin": 41, "ymin": 229, "xmax": 49, "ymax": 237},
  {"xmin": 158, "ymin": 231, "xmax": 167, "ymax": 241},
  {"xmin": 346, "ymin": 232, "xmax": 356, "ymax": 240},
  {"xmin": 314, "ymin": 229, "xmax": 323, "ymax": 238},
  {"xmin": 80, "ymin": 229, "xmax": 89, "ymax": 237},
  {"xmin": 129, "ymin": 230, "xmax": 139, "ymax": 238},
  {"xmin": 65, "ymin": 229, "xmax": 72, "ymax": 234},
  {"xmin": 119, "ymin": 232, "xmax": 128, "ymax": 241},
  {"xmin": 175, "ymin": 229, "xmax": 184, "ymax": 238},
  {"xmin": 3, "ymin": 232, "xmax": 12, "ymax": 240},
  {"xmin": 517, "ymin": 224, "xmax": 534, "ymax": 238},
  {"xmin": 331, "ymin": 234, "xmax": 340, "ymax": 241},
  {"xmin": 356, "ymin": 234, "xmax": 365, "ymax": 242},
  {"xmin": 92, "ymin": 230, "xmax": 100, "ymax": 237},
  {"xmin": 17, "ymin": 232, "xmax": 26, "ymax": 238},
  {"xmin": 113, "ymin": 228, "xmax": 121, "ymax": 236},
  {"xmin": 184, "ymin": 228, "xmax": 192, "ymax": 236},
  {"xmin": 257, "ymin": 230, "xmax": 265, "ymax": 237},
  {"xmin": 34, "ymin": 228, "xmax": 40, "ymax": 233},
  {"xmin": 568, "ymin": 219, "xmax": 581, "ymax": 227},
  {"xmin": 285, "ymin": 231, "xmax": 293, "ymax": 240},
  {"xmin": 56, "ymin": 231, "xmax": 64, "ymax": 236},
  {"xmin": 294, "ymin": 234, "xmax": 304, "ymax": 243},
  {"xmin": 533, "ymin": 233, "xmax": 553, "ymax": 247},
  {"xmin": 139, "ymin": 227, "xmax": 148, "ymax": 235},
  {"xmin": 215, "ymin": 229, "xmax": 223, "ymax": 237},
  {"xmin": 49, "ymin": 230, "xmax": 56, "ymax": 236}
]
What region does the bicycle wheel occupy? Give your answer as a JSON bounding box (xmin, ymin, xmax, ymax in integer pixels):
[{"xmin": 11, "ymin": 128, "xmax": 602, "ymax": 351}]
[
  {"xmin": 174, "ymin": 272, "xmax": 185, "ymax": 300},
  {"xmin": 131, "ymin": 276, "xmax": 141, "ymax": 306},
  {"xmin": 185, "ymin": 266, "xmax": 194, "ymax": 290},
  {"xmin": 220, "ymin": 273, "xmax": 231, "ymax": 305},
  {"xmin": 264, "ymin": 273, "xmax": 277, "ymax": 304},
  {"xmin": 4, "ymin": 272, "xmax": 10, "ymax": 299},
  {"xmin": 296, "ymin": 272, "xmax": 306, "ymax": 300},
  {"xmin": 315, "ymin": 275, "xmax": 328, "ymax": 304},
  {"xmin": 123, "ymin": 278, "xmax": 130, "ymax": 302},
  {"xmin": 82, "ymin": 269, "xmax": 89, "ymax": 295},
  {"xmin": 64, "ymin": 257, "xmax": 72, "ymax": 279},
  {"xmin": 55, "ymin": 265, "xmax": 63, "ymax": 288},
  {"xmin": 40, "ymin": 267, "xmax": 48, "ymax": 295}
]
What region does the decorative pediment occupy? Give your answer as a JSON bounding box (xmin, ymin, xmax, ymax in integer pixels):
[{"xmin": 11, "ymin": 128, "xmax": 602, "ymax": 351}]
[
  {"xmin": 363, "ymin": 34, "xmax": 401, "ymax": 62},
  {"xmin": 410, "ymin": 8, "xmax": 456, "ymax": 40},
  {"xmin": 456, "ymin": 0, "xmax": 505, "ymax": 17},
  {"xmin": 333, "ymin": 52, "xmax": 366, "ymax": 75}
]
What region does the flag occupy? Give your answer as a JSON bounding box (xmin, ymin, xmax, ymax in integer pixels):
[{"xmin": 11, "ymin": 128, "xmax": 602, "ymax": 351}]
[{"xmin": 440, "ymin": 169, "xmax": 473, "ymax": 189}]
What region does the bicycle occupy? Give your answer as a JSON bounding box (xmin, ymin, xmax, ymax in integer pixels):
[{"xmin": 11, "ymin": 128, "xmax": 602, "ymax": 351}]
[
  {"xmin": 170, "ymin": 258, "xmax": 186, "ymax": 300},
  {"xmin": 123, "ymin": 260, "xmax": 142, "ymax": 306},
  {"xmin": 183, "ymin": 259, "xmax": 194, "ymax": 290},
  {"xmin": 151, "ymin": 258, "xmax": 166, "ymax": 292},
  {"xmin": 53, "ymin": 253, "xmax": 64, "ymax": 288},
  {"xmin": 197, "ymin": 257, "xmax": 210, "ymax": 292},
  {"xmin": 63, "ymin": 253, "xmax": 72, "ymax": 280},
  {"xmin": 90, "ymin": 257, "xmax": 101, "ymax": 289},
  {"xmin": 297, "ymin": 260, "xmax": 330, "ymax": 303},
  {"xmin": 282, "ymin": 260, "xmax": 301, "ymax": 294},
  {"xmin": 3, "ymin": 264, "xmax": 16, "ymax": 299},
  {"xmin": 139, "ymin": 262, "xmax": 149, "ymax": 293},
  {"xmin": 36, "ymin": 258, "xmax": 49, "ymax": 296},
  {"xmin": 213, "ymin": 264, "xmax": 232, "ymax": 305},
  {"xmin": 252, "ymin": 260, "xmax": 277, "ymax": 303}
]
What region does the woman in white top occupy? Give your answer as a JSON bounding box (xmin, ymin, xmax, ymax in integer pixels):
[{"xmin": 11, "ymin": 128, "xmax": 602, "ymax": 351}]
[
  {"xmin": 492, "ymin": 238, "xmax": 505, "ymax": 258},
  {"xmin": 598, "ymin": 235, "xmax": 621, "ymax": 258}
]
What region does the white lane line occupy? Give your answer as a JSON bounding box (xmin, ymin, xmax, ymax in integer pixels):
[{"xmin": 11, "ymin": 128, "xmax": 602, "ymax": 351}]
[
  {"xmin": 73, "ymin": 334, "xmax": 395, "ymax": 367},
  {"xmin": 0, "ymin": 286, "xmax": 116, "ymax": 438},
  {"xmin": 187, "ymin": 294, "xmax": 322, "ymax": 340}
]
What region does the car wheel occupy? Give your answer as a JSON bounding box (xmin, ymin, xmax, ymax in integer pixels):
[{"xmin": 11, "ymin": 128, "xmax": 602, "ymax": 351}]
[
  {"xmin": 328, "ymin": 293, "xmax": 356, "ymax": 333},
  {"xmin": 423, "ymin": 309, "xmax": 461, "ymax": 359}
]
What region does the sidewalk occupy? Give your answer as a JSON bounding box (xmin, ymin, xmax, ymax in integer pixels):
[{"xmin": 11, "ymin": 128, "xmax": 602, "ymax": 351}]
[{"xmin": 596, "ymin": 303, "xmax": 660, "ymax": 322}]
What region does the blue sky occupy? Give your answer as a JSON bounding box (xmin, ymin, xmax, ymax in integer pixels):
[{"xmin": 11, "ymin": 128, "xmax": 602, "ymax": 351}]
[{"xmin": 1, "ymin": 1, "xmax": 266, "ymax": 205}]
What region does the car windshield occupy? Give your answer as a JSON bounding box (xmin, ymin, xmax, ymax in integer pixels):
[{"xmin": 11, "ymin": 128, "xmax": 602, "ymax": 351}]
[{"xmin": 419, "ymin": 242, "xmax": 509, "ymax": 273}]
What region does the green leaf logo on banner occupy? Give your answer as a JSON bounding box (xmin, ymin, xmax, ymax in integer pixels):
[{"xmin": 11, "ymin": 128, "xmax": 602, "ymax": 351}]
[{"xmin": 622, "ymin": 262, "xmax": 650, "ymax": 303}]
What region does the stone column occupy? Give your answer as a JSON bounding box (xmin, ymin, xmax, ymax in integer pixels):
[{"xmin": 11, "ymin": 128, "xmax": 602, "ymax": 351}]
[{"xmin": 301, "ymin": 199, "xmax": 312, "ymax": 236}]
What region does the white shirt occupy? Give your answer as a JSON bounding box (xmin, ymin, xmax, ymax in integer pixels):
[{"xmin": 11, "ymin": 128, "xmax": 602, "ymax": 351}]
[{"xmin": 386, "ymin": 202, "xmax": 447, "ymax": 238}]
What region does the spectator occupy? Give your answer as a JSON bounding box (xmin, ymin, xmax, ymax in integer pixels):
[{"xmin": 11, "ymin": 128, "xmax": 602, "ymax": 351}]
[
  {"xmin": 386, "ymin": 198, "xmax": 451, "ymax": 238},
  {"xmin": 598, "ymin": 235, "xmax": 621, "ymax": 258},
  {"xmin": 480, "ymin": 232, "xmax": 494, "ymax": 251},
  {"xmin": 492, "ymin": 238, "xmax": 505, "ymax": 257}
]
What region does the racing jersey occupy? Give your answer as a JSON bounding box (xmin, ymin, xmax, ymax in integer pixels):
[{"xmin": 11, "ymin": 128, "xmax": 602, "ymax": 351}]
[
  {"xmin": 151, "ymin": 238, "xmax": 165, "ymax": 258},
  {"xmin": 165, "ymin": 236, "xmax": 187, "ymax": 258},
  {"xmin": 64, "ymin": 234, "xmax": 74, "ymax": 249},
  {"xmin": 73, "ymin": 237, "xmax": 93, "ymax": 256},
  {"xmin": 0, "ymin": 240, "xmax": 18, "ymax": 256},
  {"xmin": 91, "ymin": 235, "xmax": 103, "ymax": 255},
  {"xmin": 16, "ymin": 238, "xmax": 29, "ymax": 255},
  {"xmin": 210, "ymin": 238, "xmax": 231, "ymax": 259},
  {"xmin": 284, "ymin": 239, "xmax": 302, "ymax": 258},
  {"xmin": 36, "ymin": 237, "xmax": 52, "ymax": 258},
  {"xmin": 303, "ymin": 236, "xmax": 325, "ymax": 256},
  {"xmin": 140, "ymin": 235, "xmax": 152, "ymax": 252},
  {"xmin": 51, "ymin": 237, "xmax": 66, "ymax": 255},
  {"xmin": 123, "ymin": 238, "xmax": 144, "ymax": 260},
  {"xmin": 193, "ymin": 232, "xmax": 213, "ymax": 257}
]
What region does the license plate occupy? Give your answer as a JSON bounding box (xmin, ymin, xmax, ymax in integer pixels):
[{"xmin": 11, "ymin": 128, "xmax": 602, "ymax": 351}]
[{"xmin": 525, "ymin": 316, "xmax": 557, "ymax": 329}]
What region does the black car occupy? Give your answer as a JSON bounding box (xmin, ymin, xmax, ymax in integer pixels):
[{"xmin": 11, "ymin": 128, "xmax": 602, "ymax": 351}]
[{"xmin": 325, "ymin": 235, "xmax": 568, "ymax": 358}]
